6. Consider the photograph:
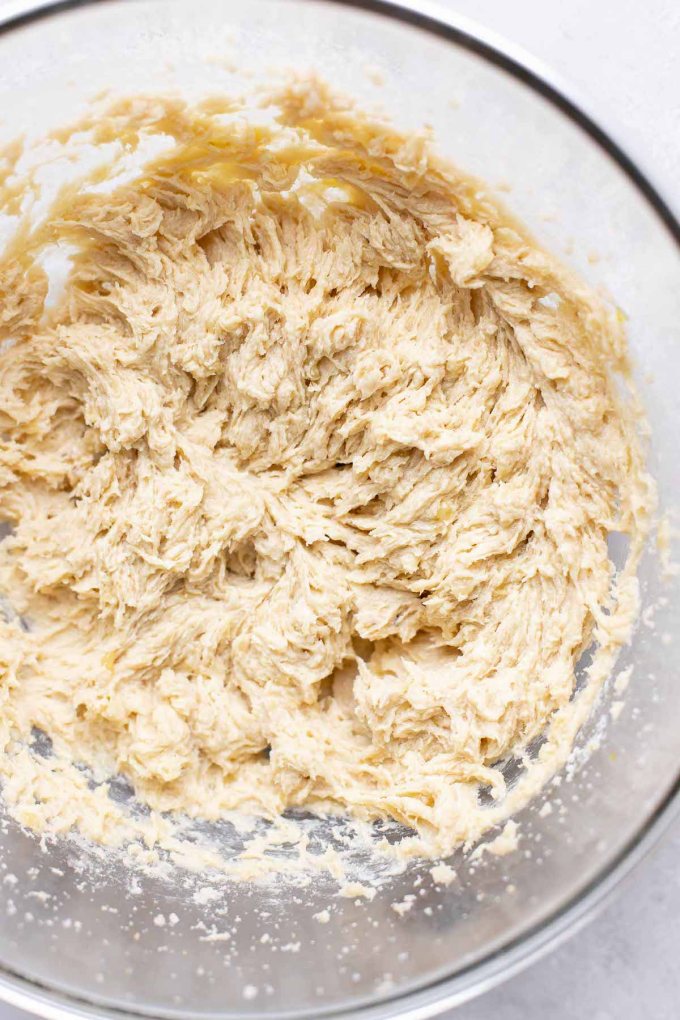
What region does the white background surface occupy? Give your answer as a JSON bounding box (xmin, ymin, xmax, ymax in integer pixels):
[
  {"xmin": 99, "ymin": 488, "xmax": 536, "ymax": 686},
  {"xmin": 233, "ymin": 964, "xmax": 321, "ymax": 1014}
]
[{"xmin": 0, "ymin": 1, "xmax": 678, "ymax": 1019}]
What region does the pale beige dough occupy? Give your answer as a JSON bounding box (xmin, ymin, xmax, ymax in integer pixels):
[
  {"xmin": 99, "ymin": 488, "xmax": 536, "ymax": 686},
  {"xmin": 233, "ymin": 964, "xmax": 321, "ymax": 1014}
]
[{"xmin": 0, "ymin": 80, "xmax": 652, "ymax": 864}]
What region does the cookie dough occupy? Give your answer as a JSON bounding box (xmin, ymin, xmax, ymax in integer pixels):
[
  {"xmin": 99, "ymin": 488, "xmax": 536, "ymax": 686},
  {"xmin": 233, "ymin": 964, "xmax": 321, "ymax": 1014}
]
[{"xmin": 0, "ymin": 80, "xmax": 651, "ymax": 861}]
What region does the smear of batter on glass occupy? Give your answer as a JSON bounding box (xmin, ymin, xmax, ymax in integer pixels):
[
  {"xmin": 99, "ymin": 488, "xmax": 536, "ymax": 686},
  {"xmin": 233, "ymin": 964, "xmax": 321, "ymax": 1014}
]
[{"xmin": 0, "ymin": 77, "xmax": 654, "ymax": 876}]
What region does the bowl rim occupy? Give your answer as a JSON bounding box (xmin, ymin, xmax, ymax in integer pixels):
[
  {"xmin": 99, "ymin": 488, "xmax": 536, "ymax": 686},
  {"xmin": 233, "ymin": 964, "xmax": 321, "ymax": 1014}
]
[{"xmin": 0, "ymin": 1, "xmax": 678, "ymax": 1019}]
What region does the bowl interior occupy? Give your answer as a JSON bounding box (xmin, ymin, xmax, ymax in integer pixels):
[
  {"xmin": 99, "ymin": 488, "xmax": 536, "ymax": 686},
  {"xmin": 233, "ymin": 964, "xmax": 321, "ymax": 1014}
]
[{"xmin": 0, "ymin": 2, "xmax": 679, "ymax": 1018}]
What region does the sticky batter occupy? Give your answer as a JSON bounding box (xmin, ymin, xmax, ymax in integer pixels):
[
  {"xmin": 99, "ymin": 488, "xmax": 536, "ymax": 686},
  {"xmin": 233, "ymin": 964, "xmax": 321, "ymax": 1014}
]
[{"xmin": 0, "ymin": 80, "xmax": 652, "ymax": 863}]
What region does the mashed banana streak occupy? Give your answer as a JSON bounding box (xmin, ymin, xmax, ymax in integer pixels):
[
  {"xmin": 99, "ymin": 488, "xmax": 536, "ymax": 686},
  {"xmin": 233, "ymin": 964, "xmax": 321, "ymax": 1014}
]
[{"xmin": 0, "ymin": 81, "xmax": 651, "ymax": 864}]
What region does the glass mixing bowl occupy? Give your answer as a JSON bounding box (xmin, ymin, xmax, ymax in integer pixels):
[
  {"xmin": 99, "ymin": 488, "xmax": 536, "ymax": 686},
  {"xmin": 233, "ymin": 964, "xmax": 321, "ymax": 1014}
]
[{"xmin": 0, "ymin": 1, "xmax": 678, "ymax": 1018}]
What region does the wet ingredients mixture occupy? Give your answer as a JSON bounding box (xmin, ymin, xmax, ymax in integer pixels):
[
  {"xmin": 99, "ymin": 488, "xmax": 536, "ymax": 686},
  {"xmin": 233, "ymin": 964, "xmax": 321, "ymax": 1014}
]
[{"xmin": 0, "ymin": 79, "xmax": 652, "ymax": 872}]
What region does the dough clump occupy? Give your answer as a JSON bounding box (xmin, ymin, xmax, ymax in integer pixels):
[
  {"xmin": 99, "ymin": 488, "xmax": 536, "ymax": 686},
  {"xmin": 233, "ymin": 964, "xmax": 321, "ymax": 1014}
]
[{"xmin": 0, "ymin": 81, "xmax": 651, "ymax": 860}]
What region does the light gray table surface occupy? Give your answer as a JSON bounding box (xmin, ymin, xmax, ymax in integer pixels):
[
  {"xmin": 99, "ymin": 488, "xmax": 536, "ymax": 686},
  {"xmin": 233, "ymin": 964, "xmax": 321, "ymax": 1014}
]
[{"xmin": 0, "ymin": 1, "xmax": 677, "ymax": 1019}]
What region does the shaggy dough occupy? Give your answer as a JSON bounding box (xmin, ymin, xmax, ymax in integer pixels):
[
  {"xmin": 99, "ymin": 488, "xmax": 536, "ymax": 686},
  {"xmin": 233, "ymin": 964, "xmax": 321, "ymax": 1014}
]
[{"xmin": 0, "ymin": 80, "xmax": 651, "ymax": 862}]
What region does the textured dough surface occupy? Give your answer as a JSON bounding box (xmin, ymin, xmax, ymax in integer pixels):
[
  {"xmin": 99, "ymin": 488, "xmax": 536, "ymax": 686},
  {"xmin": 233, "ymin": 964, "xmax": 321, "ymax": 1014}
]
[{"xmin": 0, "ymin": 81, "xmax": 651, "ymax": 861}]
